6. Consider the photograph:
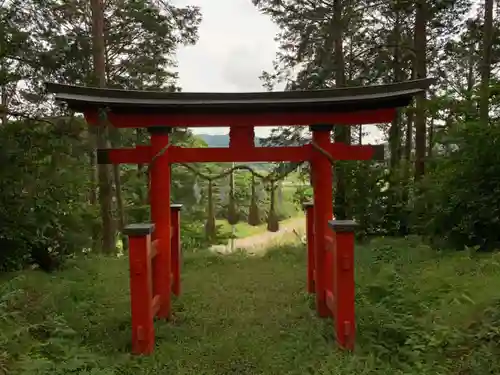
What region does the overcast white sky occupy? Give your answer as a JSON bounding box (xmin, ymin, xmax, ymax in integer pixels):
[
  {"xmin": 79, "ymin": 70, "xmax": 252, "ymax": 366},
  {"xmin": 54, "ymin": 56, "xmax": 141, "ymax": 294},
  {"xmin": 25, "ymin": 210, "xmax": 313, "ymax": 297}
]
[
  {"xmin": 173, "ymin": 0, "xmax": 382, "ymax": 142},
  {"xmin": 174, "ymin": 0, "xmax": 278, "ymax": 137}
]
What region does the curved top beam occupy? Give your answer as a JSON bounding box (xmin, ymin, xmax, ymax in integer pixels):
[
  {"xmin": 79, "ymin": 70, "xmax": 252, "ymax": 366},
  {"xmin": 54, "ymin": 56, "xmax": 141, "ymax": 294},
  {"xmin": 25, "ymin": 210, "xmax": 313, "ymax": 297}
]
[{"xmin": 45, "ymin": 79, "xmax": 434, "ymax": 115}]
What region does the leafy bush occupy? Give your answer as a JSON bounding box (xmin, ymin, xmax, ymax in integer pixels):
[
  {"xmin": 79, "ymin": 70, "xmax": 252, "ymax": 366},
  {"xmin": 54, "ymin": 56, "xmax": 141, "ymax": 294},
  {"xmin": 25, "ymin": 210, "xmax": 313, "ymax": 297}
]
[
  {"xmin": 413, "ymin": 121, "xmax": 500, "ymax": 250},
  {"xmin": 0, "ymin": 118, "xmax": 97, "ymax": 272}
]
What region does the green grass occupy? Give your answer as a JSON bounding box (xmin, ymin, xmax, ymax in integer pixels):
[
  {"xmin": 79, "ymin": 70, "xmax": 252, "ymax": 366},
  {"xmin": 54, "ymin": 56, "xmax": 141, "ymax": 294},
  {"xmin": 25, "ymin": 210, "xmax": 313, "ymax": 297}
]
[
  {"xmin": 216, "ymin": 218, "xmax": 266, "ymax": 238},
  {"xmin": 217, "ymin": 215, "xmax": 304, "ymax": 239},
  {"xmin": 2, "ymin": 237, "xmax": 500, "ymax": 374}
]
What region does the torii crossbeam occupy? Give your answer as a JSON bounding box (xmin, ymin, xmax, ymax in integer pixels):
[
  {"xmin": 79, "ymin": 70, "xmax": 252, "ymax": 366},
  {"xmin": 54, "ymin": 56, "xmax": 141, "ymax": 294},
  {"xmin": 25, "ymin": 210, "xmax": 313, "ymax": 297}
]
[{"xmin": 46, "ymin": 78, "xmax": 432, "ymax": 355}]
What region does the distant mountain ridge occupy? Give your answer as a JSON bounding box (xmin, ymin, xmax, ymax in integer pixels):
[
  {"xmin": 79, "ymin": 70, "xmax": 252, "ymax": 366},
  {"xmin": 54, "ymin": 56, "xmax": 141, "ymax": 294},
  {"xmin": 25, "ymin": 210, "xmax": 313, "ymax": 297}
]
[{"xmin": 197, "ymin": 134, "xmax": 265, "ymax": 147}]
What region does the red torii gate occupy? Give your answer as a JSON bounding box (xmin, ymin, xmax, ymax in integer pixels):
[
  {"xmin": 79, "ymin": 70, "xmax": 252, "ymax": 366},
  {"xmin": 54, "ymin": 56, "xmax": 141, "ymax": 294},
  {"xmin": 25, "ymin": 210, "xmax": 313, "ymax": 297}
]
[{"xmin": 46, "ymin": 78, "xmax": 431, "ymax": 355}]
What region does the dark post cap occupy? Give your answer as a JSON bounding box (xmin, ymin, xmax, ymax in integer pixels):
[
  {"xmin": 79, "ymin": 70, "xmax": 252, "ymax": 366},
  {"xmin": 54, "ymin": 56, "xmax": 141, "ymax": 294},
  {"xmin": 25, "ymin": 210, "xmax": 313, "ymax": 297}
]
[
  {"xmin": 328, "ymin": 220, "xmax": 358, "ymax": 233},
  {"xmin": 123, "ymin": 223, "xmax": 155, "ymax": 236},
  {"xmin": 302, "ymin": 202, "xmax": 314, "ymax": 209},
  {"xmin": 170, "ymin": 204, "xmax": 183, "ymax": 211}
]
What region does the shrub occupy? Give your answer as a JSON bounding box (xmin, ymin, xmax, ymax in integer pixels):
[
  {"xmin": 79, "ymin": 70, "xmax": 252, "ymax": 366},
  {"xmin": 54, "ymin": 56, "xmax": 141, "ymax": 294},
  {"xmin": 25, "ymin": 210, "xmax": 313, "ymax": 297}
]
[
  {"xmin": 0, "ymin": 118, "xmax": 97, "ymax": 272},
  {"xmin": 413, "ymin": 121, "xmax": 500, "ymax": 250}
]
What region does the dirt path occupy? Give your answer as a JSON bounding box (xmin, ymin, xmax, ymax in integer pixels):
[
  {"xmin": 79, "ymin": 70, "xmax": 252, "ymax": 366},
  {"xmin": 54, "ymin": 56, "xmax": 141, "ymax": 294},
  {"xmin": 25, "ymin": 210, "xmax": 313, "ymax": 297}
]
[{"xmin": 210, "ymin": 217, "xmax": 306, "ymax": 255}]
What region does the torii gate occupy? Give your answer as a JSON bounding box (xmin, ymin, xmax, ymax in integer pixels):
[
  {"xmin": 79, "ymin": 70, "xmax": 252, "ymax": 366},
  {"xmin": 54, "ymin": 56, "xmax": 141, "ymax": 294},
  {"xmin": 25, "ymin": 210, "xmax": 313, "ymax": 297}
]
[{"xmin": 46, "ymin": 78, "xmax": 432, "ymax": 355}]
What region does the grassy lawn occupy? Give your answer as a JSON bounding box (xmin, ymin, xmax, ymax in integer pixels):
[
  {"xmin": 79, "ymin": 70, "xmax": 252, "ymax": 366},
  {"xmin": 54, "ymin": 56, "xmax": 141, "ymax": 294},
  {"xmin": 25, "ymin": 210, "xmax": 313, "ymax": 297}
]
[
  {"xmin": 2, "ymin": 237, "xmax": 500, "ymax": 374},
  {"xmin": 216, "ymin": 214, "xmax": 304, "ymax": 239}
]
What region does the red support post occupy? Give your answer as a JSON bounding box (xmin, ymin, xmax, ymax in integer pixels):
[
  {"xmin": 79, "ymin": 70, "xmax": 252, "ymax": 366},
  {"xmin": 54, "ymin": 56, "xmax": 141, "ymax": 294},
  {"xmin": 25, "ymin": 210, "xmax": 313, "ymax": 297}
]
[
  {"xmin": 325, "ymin": 234, "xmax": 335, "ymax": 299},
  {"xmin": 303, "ymin": 202, "xmax": 315, "ymax": 294},
  {"xmin": 149, "ymin": 127, "xmax": 172, "ymax": 319},
  {"xmin": 170, "ymin": 204, "xmax": 182, "ymax": 296},
  {"xmin": 329, "ymin": 219, "xmax": 358, "ymax": 351},
  {"xmin": 310, "ymin": 124, "xmax": 334, "ymax": 318},
  {"xmin": 124, "ymin": 223, "xmax": 156, "ymax": 355},
  {"xmin": 229, "ymin": 126, "xmax": 255, "ymax": 149}
]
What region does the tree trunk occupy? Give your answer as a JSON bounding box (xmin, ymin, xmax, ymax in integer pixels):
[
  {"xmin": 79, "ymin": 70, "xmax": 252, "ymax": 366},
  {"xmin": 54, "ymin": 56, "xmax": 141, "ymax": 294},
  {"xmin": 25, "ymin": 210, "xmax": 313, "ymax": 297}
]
[
  {"xmin": 413, "ymin": 0, "xmax": 428, "ymax": 181},
  {"xmin": 104, "ymin": 19, "xmax": 126, "ymax": 240},
  {"xmin": 332, "ymin": 0, "xmax": 348, "ymax": 220},
  {"xmin": 136, "ymin": 127, "xmax": 148, "ymax": 202},
  {"xmin": 465, "ymin": 44, "xmax": 475, "ymax": 121},
  {"xmin": 0, "ymin": 34, "xmax": 6, "ymax": 125},
  {"xmin": 388, "ymin": 2, "xmax": 405, "ymax": 234},
  {"xmin": 137, "ymin": 128, "xmax": 145, "ymax": 178},
  {"xmin": 0, "ymin": 87, "xmax": 7, "ymax": 125},
  {"xmin": 113, "ymin": 164, "xmax": 125, "ymax": 231},
  {"xmin": 109, "ymin": 125, "xmax": 125, "ymax": 233},
  {"xmin": 91, "ymin": 0, "xmax": 116, "ymax": 253},
  {"xmin": 89, "ymin": 144, "xmax": 99, "ymax": 251},
  {"xmin": 0, "ymin": 61, "xmax": 8, "ymax": 125},
  {"xmin": 404, "ymin": 108, "xmax": 414, "ymax": 165},
  {"xmin": 479, "ymin": 0, "xmax": 493, "ymax": 125},
  {"xmin": 427, "ymin": 118, "xmax": 434, "ymax": 157},
  {"xmin": 389, "ymin": 5, "xmax": 403, "ymax": 173},
  {"xmin": 401, "ymin": 104, "xmax": 414, "ymax": 210}
]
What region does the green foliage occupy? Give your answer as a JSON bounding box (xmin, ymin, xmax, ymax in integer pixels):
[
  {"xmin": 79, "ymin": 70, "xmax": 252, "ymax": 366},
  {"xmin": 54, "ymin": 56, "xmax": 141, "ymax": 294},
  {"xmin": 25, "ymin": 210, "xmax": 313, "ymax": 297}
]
[
  {"xmin": 119, "ymin": 131, "xmax": 236, "ymax": 251},
  {"xmin": 3, "ymin": 238, "xmax": 500, "ymax": 374},
  {"xmin": 117, "ymin": 130, "xmax": 305, "ymax": 252},
  {"xmin": 354, "ymin": 236, "xmax": 500, "ymax": 373},
  {"xmin": 344, "ymin": 161, "xmax": 388, "ymax": 237},
  {"xmin": 414, "ymin": 121, "xmax": 500, "ymax": 250},
  {"xmin": 3, "ymin": 0, "xmax": 201, "ymax": 94},
  {"xmin": 0, "ymin": 115, "xmax": 304, "ymax": 271},
  {"xmin": 252, "ymin": 0, "xmax": 496, "ymax": 245},
  {"xmin": 0, "ymin": 118, "xmax": 97, "ymax": 271}
]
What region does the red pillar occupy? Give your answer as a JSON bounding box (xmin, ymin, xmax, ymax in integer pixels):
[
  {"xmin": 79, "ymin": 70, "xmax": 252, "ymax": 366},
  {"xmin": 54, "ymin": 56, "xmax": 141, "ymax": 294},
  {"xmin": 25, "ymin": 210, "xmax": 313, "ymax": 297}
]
[
  {"xmin": 170, "ymin": 204, "xmax": 182, "ymax": 296},
  {"xmin": 310, "ymin": 124, "xmax": 334, "ymax": 318},
  {"xmin": 125, "ymin": 223, "xmax": 156, "ymax": 355},
  {"xmin": 229, "ymin": 126, "xmax": 255, "ymax": 148},
  {"xmin": 149, "ymin": 127, "xmax": 172, "ymax": 319},
  {"xmin": 329, "ymin": 219, "xmax": 358, "ymax": 351},
  {"xmin": 303, "ymin": 202, "xmax": 315, "ymax": 294}
]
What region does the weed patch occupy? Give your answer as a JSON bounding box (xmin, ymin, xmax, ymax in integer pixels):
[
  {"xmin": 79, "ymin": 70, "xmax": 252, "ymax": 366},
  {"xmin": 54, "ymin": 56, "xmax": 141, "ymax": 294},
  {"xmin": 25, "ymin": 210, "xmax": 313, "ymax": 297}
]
[{"xmin": 1, "ymin": 238, "xmax": 500, "ymax": 374}]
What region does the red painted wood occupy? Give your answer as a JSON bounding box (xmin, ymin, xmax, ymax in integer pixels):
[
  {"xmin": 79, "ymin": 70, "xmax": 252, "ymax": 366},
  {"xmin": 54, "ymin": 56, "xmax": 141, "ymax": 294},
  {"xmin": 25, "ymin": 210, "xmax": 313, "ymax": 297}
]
[
  {"xmin": 116, "ymin": 108, "xmax": 378, "ymax": 355},
  {"xmin": 167, "ymin": 144, "xmax": 377, "ymax": 164},
  {"xmin": 325, "ymin": 235, "xmax": 334, "ymax": 249},
  {"xmin": 305, "ymin": 205, "xmax": 315, "ymax": 294},
  {"xmin": 170, "ymin": 207, "xmax": 181, "ymax": 296},
  {"xmin": 333, "ymin": 231, "xmax": 356, "ymax": 351},
  {"xmin": 150, "ymin": 239, "xmax": 159, "ymax": 259},
  {"xmin": 325, "ymin": 234, "xmax": 334, "ymax": 317},
  {"xmin": 229, "ymin": 126, "xmax": 255, "ymax": 149},
  {"xmin": 325, "ymin": 289, "xmax": 335, "ymax": 314},
  {"xmin": 128, "ymin": 234, "xmax": 155, "ymax": 355},
  {"xmin": 311, "ymin": 129, "xmax": 334, "ymax": 318},
  {"xmin": 151, "ymin": 294, "xmax": 161, "ymax": 317},
  {"xmin": 108, "ymin": 146, "xmax": 151, "ymax": 164},
  {"xmin": 84, "ymin": 108, "xmax": 396, "ymax": 128},
  {"xmin": 103, "ymin": 144, "xmax": 379, "ymax": 165},
  {"xmin": 329, "ymin": 143, "xmax": 377, "ymax": 160},
  {"xmin": 150, "ymin": 132, "xmax": 172, "ymax": 319},
  {"xmin": 168, "ymin": 145, "xmax": 308, "ymax": 163}
]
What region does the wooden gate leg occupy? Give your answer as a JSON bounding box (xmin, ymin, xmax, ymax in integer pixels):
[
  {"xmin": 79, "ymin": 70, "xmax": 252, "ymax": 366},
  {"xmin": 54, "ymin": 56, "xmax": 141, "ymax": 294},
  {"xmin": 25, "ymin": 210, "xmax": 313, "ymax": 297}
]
[
  {"xmin": 311, "ymin": 124, "xmax": 334, "ymax": 318},
  {"xmin": 149, "ymin": 127, "xmax": 172, "ymax": 319},
  {"xmin": 125, "ymin": 223, "xmax": 156, "ymax": 355},
  {"xmin": 329, "ymin": 219, "xmax": 358, "ymax": 351}
]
